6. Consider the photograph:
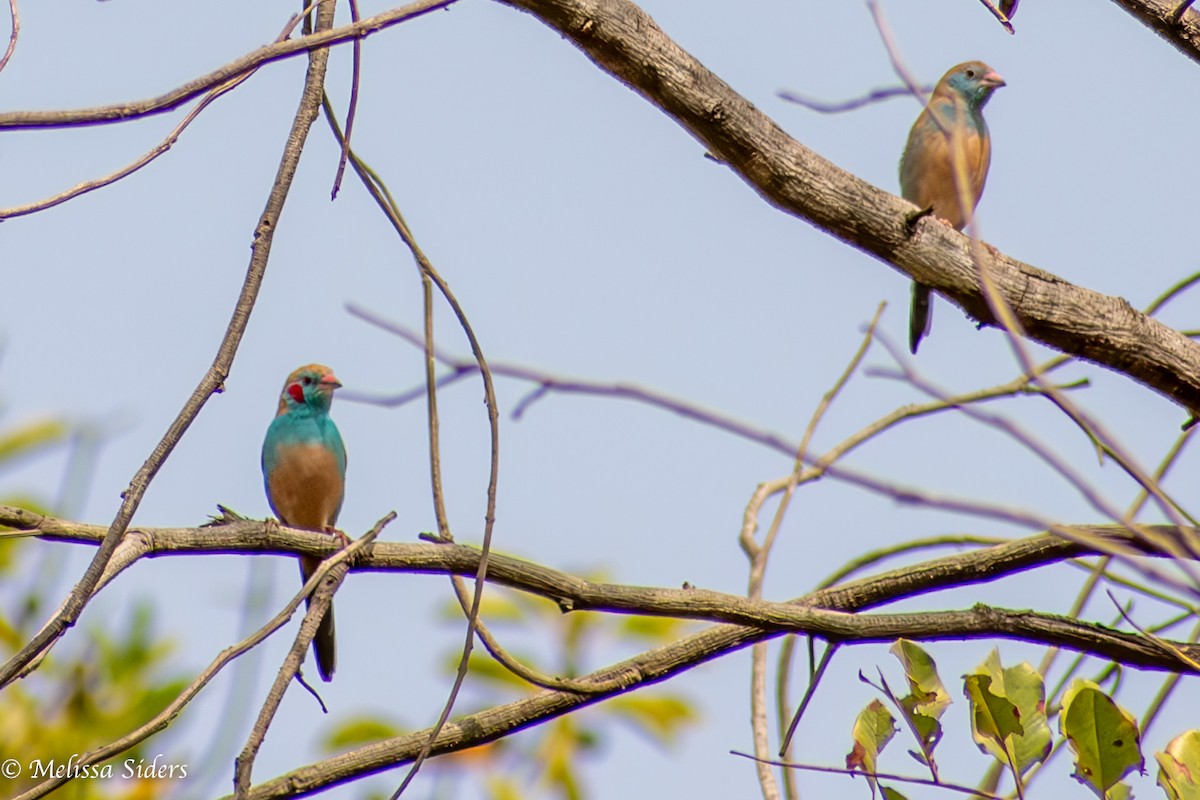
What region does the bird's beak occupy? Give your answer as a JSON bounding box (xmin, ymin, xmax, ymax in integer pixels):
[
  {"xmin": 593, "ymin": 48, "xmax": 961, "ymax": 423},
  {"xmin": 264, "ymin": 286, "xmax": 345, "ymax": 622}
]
[
  {"xmin": 981, "ymin": 70, "xmax": 1006, "ymax": 88},
  {"xmin": 320, "ymin": 373, "xmax": 343, "ymax": 390}
]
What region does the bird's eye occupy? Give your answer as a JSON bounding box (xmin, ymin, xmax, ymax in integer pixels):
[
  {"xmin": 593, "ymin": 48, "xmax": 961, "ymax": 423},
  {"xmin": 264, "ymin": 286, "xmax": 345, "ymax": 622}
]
[
  {"xmin": 965, "ymin": 69, "xmax": 976, "ymax": 78},
  {"xmin": 302, "ymin": 376, "xmax": 313, "ymax": 386}
]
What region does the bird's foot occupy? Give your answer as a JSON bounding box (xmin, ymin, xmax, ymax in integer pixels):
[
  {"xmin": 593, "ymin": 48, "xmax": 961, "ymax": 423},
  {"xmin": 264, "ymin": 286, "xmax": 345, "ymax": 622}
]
[
  {"xmin": 905, "ymin": 205, "xmax": 934, "ymax": 235},
  {"xmin": 324, "ymin": 525, "xmax": 351, "ymax": 548}
]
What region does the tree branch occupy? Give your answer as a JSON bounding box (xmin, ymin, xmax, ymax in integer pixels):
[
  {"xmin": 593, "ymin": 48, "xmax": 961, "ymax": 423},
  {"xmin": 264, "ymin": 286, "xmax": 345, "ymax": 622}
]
[
  {"xmin": 10, "ymin": 504, "xmax": 1197, "ymax": 794},
  {"xmin": 488, "ymin": 0, "xmax": 1200, "ymax": 416},
  {"xmin": 11, "ymin": 505, "xmax": 1199, "ymax": 665},
  {"xmin": 0, "ymin": 0, "xmax": 456, "ymax": 130},
  {"xmin": 1108, "ymin": 0, "xmax": 1200, "ymax": 62}
]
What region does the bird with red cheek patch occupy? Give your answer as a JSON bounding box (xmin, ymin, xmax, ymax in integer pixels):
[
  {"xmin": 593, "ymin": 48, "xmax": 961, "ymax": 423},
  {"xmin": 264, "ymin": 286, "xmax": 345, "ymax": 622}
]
[
  {"xmin": 900, "ymin": 60, "xmax": 1005, "ymax": 353},
  {"xmin": 261, "ymin": 363, "xmax": 346, "ymax": 682}
]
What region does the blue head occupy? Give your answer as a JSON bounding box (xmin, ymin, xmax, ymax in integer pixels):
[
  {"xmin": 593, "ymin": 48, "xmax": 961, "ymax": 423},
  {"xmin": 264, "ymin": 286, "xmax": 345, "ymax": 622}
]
[
  {"xmin": 938, "ymin": 61, "xmax": 1006, "ymax": 110},
  {"xmin": 275, "ymin": 363, "xmax": 342, "ymax": 417}
]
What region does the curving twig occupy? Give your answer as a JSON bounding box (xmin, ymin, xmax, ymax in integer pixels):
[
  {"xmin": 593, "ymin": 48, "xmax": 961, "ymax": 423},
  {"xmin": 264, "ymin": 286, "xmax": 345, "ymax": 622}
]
[
  {"xmin": 0, "ymin": 0, "xmax": 17, "ymax": 75},
  {"xmin": 0, "ymin": 0, "xmax": 458, "ymax": 130},
  {"xmin": 0, "ymin": 9, "xmax": 312, "ymax": 221}
]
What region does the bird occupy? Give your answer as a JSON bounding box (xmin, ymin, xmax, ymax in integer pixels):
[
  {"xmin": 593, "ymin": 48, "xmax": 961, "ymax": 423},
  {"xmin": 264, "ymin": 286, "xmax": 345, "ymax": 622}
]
[
  {"xmin": 899, "ymin": 60, "xmax": 1005, "ymax": 353},
  {"xmin": 261, "ymin": 363, "xmax": 347, "ymax": 682}
]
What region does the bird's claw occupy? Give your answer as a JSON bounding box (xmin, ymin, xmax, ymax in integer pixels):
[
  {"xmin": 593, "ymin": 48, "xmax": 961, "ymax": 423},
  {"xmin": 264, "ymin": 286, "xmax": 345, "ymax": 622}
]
[{"xmin": 324, "ymin": 526, "xmax": 351, "ymax": 549}]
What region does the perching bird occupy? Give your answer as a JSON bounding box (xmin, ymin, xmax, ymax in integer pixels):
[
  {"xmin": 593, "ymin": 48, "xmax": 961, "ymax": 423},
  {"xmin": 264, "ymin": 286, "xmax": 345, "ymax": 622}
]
[
  {"xmin": 262, "ymin": 364, "xmax": 347, "ymax": 682},
  {"xmin": 900, "ymin": 61, "xmax": 1005, "ymax": 353}
]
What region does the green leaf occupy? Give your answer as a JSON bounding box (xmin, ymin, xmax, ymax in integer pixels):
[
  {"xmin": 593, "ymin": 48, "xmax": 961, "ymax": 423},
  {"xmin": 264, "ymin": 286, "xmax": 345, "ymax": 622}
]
[
  {"xmin": 846, "ymin": 699, "xmax": 896, "ymax": 796},
  {"xmin": 881, "ymin": 787, "xmax": 909, "ymax": 800},
  {"xmin": 617, "ymin": 614, "xmax": 692, "ymax": 642},
  {"xmin": 324, "ymin": 716, "xmax": 404, "ymax": 749},
  {"xmin": 0, "ymin": 418, "xmax": 68, "ymax": 463},
  {"xmin": 448, "ymin": 651, "xmax": 544, "ymax": 691},
  {"xmin": 1060, "ymin": 679, "xmax": 1145, "ymax": 798},
  {"xmin": 963, "ymin": 674, "xmax": 1023, "ymax": 762},
  {"xmin": 967, "ymin": 649, "xmax": 1051, "ymax": 775},
  {"xmin": 484, "ymin": 775, "xmax": 524, "ymax": 800},
  {"xmin": 890, "ymin": 639, "xmax": 951, "ymax": 719},
  {"xmin": 1107, "ymin": 781, "xmax": 1134, "ymax": 800},
  {"xmin": 1156, "ymin": 729, "xmax": 1200, "ymax": 800},
  {"xmin": 437, "ymin": 591, "xmax": 530, "ymax": 624},
  {"xmin": 606, "ymin": 693, "xmax": 698, "ymax": 743}
]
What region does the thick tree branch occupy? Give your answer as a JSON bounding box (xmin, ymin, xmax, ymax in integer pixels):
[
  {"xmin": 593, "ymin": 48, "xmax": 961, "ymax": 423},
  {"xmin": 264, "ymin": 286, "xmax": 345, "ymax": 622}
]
[
  {"xmin": 10, "ymin": 505, "xmax": 1197, "ymax": 795},
  {"xmin": 229, "ymin": 608, "xmax": 1196, "ymax": 800},
  {"xmin": 1109, "ymin": 0, "xmax": 1200, "ymax": 62},
  {"xmin": 10, "ymin": 505, "xmax": 1198, "ymax": 663},
  {"xmin": 488, "ymin": 0, "xmax": 1200, "ymax": 415},
  {"xmin": 10, "ymin": 505, "xmax": 1196, "ymax": 608}
]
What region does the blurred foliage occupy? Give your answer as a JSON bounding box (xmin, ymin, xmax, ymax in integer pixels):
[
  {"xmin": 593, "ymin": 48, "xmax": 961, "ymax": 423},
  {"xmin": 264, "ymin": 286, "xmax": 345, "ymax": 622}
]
[
  {"xmin": 326, "ymin": 579, "xmax": 700, "ymax": 799},
  {"xmin": 0, "ymin": 411, "xmax": 191, "ymax": 799}
]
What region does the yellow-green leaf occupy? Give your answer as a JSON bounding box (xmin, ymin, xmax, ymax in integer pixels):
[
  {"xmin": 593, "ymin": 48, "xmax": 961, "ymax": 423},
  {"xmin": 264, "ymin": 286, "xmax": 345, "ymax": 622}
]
[
  {"xmin": 1156, "ymin": 729, "xmax": 1200, "ymax": 800},
  {"xmin": 1060, "ymin": 679, "xmax": 1144, "ymax": 798},
  {"xmin": 890, "ymin": 639, "xmax": 950, "ymax": 719},
  {"xmin": 847, "ymin": 699, "xmax": 896, "ymax": 796},
  {"xmin": 967, "ymin": 649, "xmax": 1051, "ymax": 775},
  {"xmin": 964, "ymin": 674, "xmax": 1023, "ymax": 762},
  {"xmin": 324, "ymin": 716, "xmax": 404, "ymax": 749},
  {"xmin": 606, "ymin": 693, "xmax": 698, "ymax": 743},
  {"xmin": 0, "ymin": 418, "xmax": 68, "ymax": 463}
]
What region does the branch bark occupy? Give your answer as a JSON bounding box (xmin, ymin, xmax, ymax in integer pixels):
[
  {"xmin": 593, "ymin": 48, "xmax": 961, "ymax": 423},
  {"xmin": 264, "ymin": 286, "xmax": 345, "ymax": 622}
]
[
  {"xmin": 1109, "ymin": 0, "xmax": 1200, "ymax": 62},
  {"xmin": 10, "ymin": 506, "xmax": 1198, "ymax": 796}
]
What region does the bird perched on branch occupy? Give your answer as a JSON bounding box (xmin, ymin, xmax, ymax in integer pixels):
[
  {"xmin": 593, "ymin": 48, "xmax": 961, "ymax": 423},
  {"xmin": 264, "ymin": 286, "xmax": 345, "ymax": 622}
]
[
  {"xmin": 899, "ymin": 60, "xmax": 1005, "ymax": 353},
  {"xmin": 262, "ymin": 363, "xmax": 347, "ymax": 682}
]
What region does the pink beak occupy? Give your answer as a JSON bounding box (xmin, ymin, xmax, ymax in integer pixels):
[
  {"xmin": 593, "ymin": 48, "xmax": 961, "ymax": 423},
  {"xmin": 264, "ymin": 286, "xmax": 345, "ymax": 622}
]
[{"xmin": 981, "ymin": 70, "xmax": 1006, "ymax": 88}]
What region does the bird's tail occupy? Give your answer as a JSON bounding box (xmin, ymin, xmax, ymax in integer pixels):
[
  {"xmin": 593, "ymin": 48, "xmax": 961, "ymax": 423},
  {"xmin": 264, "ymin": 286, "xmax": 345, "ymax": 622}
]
[
  {"xmin": 909, "ymin": 281, "xmax": 934, "ymax": 354},
  {"xmin": 300, "ymin": 555, "xmax": 337, "ymax": 682}
]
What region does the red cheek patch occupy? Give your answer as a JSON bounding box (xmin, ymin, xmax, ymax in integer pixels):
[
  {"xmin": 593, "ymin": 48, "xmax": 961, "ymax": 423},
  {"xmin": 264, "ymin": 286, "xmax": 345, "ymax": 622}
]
[{"xmin": 288, "ymin": 383, "xmax": 305, "ymax": 404}]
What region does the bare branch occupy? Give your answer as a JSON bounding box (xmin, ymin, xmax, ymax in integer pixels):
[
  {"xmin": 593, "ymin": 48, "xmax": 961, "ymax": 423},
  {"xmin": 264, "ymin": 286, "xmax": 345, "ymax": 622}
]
[
  {"xmin": 777, "ymin": 84, "xmax": 923, "ymax": 114},
  {"xmin": 0, "ymin": 0, "xmax": 457, "ymax": 130},
  {"xmin": 0, "ymin": 0, "xmax": 17, "ymax": 75}
]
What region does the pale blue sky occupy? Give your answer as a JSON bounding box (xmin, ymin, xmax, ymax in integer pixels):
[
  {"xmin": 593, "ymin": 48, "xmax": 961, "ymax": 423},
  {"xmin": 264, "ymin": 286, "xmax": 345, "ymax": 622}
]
[{"xmin": 3, "ymin": 1, "xmax": 1198, "ymax": 798}]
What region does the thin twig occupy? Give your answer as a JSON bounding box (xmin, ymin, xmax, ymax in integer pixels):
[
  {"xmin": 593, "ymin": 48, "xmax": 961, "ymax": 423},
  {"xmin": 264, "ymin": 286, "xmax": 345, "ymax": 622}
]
[
  {"xmin": 730, "ymin": 750, "xmax": 1006, "ymax": 800},
  {"xmin": 316, "ymin": 93, "xmax": 502, "ymax": 800},
  {"xmin": 0, "ymin": 10, "xmax": 311, "ymax": 221},
  {"xmin": 0, "ymin": 0, "xmax": 17, "ymax": 75},
  {"xmin": 776, "ymin": 84, "xmax": 925, "ymax": 113},
  {"xmin": 230, "ymin": 1, "xmax": 341, "ymax": 792},
  {"xmin": 778, "ymin": 643, "xmax": 836, "ymax": 754},
  {"xmin": 443, "ymin": 571, "xmax": 634, "ymax": 693},
  {"xmin": 744, "ymin": 304, "xmax": 883, "ymax": 800},
  {"xmin": 977, "ymin": 0, "xmax": 1017, "ymax": 33},
  {"xmin": 331, "ymin": 0, "xmax": 362, "ymax": 198},
  {"xmin": 0, "ymin": 0, "xmax": 459, "ymax": 131},
  {"xmin": 344, "ymin": 307, "xmax": 1110, "ymax": 552},
  {"xmin": 233, "ymin": 516, "xmax": 388, "ymax": 799},
  {"xmin": 1106, "ymin": 588, "xmax": 1200, "ymax": 671}
]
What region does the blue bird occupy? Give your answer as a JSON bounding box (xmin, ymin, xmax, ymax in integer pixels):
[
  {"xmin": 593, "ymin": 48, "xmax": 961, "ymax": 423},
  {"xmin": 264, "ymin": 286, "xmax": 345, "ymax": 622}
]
[
  {"xmin": 262, "ymin": 364, "xmax": 347, "ymax": 682},
  {"xmin": 900, "ymin": 61, "xmax": 1005, "ymax": 353}
]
